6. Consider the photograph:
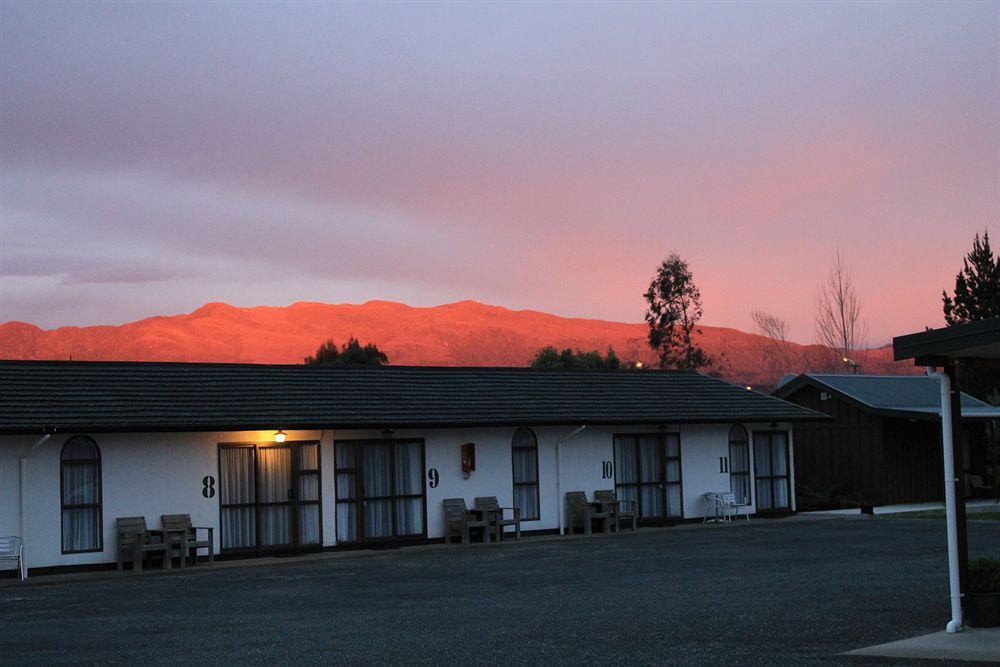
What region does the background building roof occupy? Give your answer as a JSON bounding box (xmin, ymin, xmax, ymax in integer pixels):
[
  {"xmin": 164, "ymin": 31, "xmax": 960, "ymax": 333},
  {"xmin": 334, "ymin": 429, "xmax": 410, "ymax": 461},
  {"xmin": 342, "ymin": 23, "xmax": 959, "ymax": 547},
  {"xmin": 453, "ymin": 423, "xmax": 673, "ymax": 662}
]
[
  {"xmin": 773, "ymin": 373, "xmax": 1000, "ymax": 420},
  {"xmin": 0, "ymin": 361, "xmax": 825, "ymax": 434}
]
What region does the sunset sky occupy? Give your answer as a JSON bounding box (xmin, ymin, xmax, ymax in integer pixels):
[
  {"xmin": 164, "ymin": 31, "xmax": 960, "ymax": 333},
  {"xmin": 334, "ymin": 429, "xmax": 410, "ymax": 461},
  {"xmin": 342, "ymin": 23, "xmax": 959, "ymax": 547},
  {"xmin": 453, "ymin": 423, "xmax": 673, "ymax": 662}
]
[{"xmin": 1, "ymin": 2, "xmax": 997, "ymax": 344}]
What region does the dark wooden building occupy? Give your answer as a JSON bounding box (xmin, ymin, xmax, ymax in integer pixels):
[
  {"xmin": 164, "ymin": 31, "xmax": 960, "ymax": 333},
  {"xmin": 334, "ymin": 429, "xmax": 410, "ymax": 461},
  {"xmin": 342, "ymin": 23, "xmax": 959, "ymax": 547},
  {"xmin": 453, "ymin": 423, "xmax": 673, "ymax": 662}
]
[{"xmin": 774, "ymin": 374, "xmax": 998, "ymax": 509}]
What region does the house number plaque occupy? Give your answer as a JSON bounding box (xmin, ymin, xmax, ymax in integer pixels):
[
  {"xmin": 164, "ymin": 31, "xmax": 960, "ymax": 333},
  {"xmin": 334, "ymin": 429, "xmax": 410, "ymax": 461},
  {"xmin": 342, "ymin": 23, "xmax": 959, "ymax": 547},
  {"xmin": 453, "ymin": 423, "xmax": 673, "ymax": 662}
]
[{"xmin": 202, "ymin": 475, "xmax": 216, "ymax": 498}]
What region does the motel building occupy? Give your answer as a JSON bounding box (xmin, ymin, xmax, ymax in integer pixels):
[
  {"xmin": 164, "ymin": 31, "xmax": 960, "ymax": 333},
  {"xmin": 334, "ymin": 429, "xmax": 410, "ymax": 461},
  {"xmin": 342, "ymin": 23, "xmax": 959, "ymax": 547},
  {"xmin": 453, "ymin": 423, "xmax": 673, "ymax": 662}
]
[{"xmin": 0, "ymin": 361, "xmax": 824, "ymax": 573}]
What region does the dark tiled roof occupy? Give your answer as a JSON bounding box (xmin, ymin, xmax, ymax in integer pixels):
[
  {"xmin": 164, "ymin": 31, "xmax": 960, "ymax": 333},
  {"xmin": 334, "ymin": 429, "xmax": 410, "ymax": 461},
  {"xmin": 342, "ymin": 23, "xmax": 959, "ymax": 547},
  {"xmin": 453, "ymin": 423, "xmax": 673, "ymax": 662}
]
[
  {"xmin": 774, "ymin": 374, "xmax": 1000, "ymax": 418},
  {"xmin": 0, "ymin": 361, "xmax": 825, "ymax": 434}
]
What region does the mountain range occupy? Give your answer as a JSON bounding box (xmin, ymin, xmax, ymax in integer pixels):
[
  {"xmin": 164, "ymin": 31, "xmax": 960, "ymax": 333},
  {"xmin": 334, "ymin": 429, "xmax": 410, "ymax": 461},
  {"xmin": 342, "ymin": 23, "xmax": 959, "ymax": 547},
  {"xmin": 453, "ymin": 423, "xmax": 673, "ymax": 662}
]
[{"xmin": 0, "ymin": 299, "xmax": 912, "ymax": 389}]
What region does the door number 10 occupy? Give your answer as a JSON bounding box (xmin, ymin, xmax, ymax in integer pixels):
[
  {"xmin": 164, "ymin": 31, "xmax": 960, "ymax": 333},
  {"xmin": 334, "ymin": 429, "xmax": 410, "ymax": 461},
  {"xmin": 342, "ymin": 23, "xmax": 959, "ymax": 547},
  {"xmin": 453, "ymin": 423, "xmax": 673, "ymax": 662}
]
[{"xmin": 601, "ymin": 461, "xmax": 614, "ymax": 479}]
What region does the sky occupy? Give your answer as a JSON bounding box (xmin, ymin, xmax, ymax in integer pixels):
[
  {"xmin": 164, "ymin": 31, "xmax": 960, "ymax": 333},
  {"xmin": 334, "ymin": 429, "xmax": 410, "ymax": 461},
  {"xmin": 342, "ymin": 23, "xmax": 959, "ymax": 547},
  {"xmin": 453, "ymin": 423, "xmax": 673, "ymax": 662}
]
[{"xmin": 1, "ymin": 2, "xmax": 997, "ymax": 344}]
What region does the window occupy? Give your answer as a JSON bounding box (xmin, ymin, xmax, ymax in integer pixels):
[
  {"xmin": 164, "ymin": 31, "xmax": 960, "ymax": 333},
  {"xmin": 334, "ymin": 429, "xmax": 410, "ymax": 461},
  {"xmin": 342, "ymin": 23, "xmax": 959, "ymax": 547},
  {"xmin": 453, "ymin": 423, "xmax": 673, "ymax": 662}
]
[
  {"xmin": 728, "ymin": 425, "xmax": 751, "ymax": 503},
  {"xmin": 60, "ymin": 436, "xmax": 103, "ymax": 553},
  {"xmin": 512, "ymin": 428, "xmax": 540, "ymax": 521}
]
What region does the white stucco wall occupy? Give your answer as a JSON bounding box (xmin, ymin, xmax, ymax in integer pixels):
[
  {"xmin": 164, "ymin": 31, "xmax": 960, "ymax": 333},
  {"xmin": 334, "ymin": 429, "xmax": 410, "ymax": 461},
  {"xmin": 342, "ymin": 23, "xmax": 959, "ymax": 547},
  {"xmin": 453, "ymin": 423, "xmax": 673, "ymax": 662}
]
[{"xmin": 0, "ymin": 421, "xmax": 794, "ymax": 571}]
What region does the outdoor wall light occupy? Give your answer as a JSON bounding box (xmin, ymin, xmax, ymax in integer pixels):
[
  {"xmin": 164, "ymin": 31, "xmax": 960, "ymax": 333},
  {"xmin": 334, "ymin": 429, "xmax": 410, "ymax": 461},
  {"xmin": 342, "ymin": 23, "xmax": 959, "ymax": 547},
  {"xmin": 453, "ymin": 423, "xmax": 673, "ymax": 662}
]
[{"xmin": 274, "ymin": 430, "xmax": 287, "ymax": 443}]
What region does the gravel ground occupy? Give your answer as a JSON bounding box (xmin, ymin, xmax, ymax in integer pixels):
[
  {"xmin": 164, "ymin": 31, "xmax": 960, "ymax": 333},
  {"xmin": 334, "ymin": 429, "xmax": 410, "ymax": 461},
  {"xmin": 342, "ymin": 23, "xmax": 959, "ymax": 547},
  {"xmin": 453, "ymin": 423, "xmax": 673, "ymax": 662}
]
[{"xmin": 2, "ymin": 517, "xmax": 998, "ymax": 665}]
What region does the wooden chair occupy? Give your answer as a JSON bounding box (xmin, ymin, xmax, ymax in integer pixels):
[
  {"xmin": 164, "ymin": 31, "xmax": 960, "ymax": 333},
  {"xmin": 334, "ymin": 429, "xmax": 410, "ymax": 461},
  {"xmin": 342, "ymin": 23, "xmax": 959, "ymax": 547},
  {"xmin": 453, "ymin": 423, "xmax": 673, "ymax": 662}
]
[
  {"xmin": 161, "ymin": 514, "xmax": 214, "ymax": 566},
  {"xmin": 475, "ymin": 496, "xmax": 521, "ymax": 541},
  {"xmin": 116, "ymin": 517, "xmax": 169, "ymax": 571},
  {"xmin": 443, "ymin": 499, "xmax": 490, "ymax": 544},
  {"xmin": 595, "ymin": 489, "xmax": 636, "ymax": 532},
  {"xmin": 566, "ymin": 491, "xmax": 610, "ymax": 535}
]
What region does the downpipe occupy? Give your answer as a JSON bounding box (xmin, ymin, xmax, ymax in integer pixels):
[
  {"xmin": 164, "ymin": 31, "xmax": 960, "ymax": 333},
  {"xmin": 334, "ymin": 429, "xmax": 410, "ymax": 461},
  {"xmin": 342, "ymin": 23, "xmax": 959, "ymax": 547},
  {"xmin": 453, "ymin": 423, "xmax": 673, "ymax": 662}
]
[
  {"xmin": 928, "ymin": 370, "xmax": 963, "ymax": 634},
  {"xmin": 556, "ymin": 425, "xmax": 587, "ymax": 535},
  {"xmin": 20, "ymin": 433, "xmax": 52, "ymax": 578}
]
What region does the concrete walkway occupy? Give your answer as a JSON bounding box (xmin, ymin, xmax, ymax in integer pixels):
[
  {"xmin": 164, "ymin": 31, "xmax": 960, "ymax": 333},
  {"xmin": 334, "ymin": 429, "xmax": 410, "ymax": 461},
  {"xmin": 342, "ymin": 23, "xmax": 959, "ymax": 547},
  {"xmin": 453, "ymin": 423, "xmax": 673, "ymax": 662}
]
[
  {"xmin": 806, "ymin": 499, "xmax": 999, "ymax": 517},
  {"xmin": 848, "ymin": 627, "xmax": 1000, "ymax": 662}
]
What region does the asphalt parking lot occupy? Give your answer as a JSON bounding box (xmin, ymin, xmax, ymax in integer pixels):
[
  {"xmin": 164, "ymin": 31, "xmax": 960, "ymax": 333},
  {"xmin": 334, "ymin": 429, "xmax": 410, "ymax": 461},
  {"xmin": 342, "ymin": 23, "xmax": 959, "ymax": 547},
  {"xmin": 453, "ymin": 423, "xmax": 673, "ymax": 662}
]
[{"xmin": 2, "ymin": 517, "xmax": 999, "ymax": 665}]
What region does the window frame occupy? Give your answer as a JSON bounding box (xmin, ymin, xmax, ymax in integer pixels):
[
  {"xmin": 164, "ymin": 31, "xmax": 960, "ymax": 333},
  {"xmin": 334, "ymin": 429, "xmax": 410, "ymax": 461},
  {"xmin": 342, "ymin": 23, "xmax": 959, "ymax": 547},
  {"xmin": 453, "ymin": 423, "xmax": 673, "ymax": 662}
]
[
  {"xmin": 728, "ymin": 424, "xmax": 752, "ymax": 505},
  {"xmin": 613, "ymin": 432, "xmax": 684, "ymax": 523},
  {"xmin": 752, "ymin": 430, "xmax": 791, "ymax": 512},
  {"xmin": 60, "ymin": 435, "xmax": 104, "ymax": 555},
  {"xmin": 511, "ymin": 428, "xmax": 541, "ymax": 521}
]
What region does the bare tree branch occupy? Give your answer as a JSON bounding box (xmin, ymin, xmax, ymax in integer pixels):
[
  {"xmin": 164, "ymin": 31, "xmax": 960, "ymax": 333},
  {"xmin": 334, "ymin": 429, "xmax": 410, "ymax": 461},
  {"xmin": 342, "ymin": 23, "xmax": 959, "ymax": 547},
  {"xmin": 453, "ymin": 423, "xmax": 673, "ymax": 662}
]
[
  {"xmin": 751, "ymin": 309, "xmax": 792, "ymax": 380},
  {"xmin": 814, "ymin": 250, "xmax": 869, "ymax": 369}
]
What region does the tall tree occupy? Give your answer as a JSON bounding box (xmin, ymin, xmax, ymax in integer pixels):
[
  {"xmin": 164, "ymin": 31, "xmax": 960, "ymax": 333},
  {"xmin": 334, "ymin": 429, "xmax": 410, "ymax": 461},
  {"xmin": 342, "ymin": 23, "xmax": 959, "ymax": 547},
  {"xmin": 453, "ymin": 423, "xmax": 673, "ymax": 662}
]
[
  {"xmin": 814, "ymin": 250, "xmax": 868, "ymax": 369},
  {"xmin": 942, "ymin": 231, "xmax": 1000, "ymax": 402},
  {"xmin": 644, "ymin": 253, "xmax": 713, "ymax": 370},
  {"xmin": 943, "ymin": 231, "xmax": 1000, "ymax": 326},
  {"xmin": 304, "ymin": 337, "xmax": 388, "ymax": 367}
]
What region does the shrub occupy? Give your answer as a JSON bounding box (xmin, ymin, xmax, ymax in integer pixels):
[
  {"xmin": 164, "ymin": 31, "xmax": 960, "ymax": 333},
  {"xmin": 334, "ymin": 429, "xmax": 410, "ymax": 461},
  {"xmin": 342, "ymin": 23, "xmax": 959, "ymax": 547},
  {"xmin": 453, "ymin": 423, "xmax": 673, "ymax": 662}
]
[{"xmin": 969, "ymin": 558, "xmax": 1000, "ymax": 593}]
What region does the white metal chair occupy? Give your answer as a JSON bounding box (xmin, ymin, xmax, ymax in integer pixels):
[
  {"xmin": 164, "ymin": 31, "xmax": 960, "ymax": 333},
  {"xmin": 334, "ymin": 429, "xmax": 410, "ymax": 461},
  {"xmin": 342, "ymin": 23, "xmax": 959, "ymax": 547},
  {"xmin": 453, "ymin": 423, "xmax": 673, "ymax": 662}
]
[
  {"xmin": 703, "ymin": 493, "xmax": 725, "ymax": 523},
  {"xmin": 721, "ymin": 492, "xmax": 751, "ymax": 525},
  {"xmin": 0, "ymin": 536, "xmax": 26, "ymax": 581}
]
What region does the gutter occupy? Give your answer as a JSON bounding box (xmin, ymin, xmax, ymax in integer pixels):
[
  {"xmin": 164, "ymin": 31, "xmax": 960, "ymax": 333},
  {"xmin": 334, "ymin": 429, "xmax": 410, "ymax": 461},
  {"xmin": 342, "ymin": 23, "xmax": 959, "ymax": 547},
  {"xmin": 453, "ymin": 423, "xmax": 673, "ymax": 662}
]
[
  {"xmin": 556, "ymin": 425, "xmax": 587, "ymax": 535},
  {"xmin": 928, "ymin": 370, "xmax": 963, "ymax": 634}
]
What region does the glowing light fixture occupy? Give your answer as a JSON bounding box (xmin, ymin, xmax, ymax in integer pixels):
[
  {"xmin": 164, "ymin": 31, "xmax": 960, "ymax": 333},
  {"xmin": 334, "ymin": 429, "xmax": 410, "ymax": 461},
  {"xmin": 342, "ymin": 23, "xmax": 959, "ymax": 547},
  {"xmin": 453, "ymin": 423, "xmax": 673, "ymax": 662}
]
[
  {"xmin": 635, "ymin": 361, "xmax": 643, "ymax": 369},
  {"xmin": 274, "ymin": 430, "xmax": 287, "ymax": 443},
  {"xmin": 746, "ymin": 386, "xmax": 752, "ymax": 391}
]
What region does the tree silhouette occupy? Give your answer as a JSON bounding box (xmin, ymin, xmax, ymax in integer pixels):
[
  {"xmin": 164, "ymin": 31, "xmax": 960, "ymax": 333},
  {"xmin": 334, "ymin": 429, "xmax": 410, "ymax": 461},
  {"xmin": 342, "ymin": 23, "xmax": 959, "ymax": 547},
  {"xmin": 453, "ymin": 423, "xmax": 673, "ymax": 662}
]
[
  {"xmin": 530, "ymin": 345, "xmax": 622, "ymax": 370},
  {"xmin": 304, "ymin": 337, "xmax": 388, "ymax": 367},
  {"xmin": 943, "ymin": 230, "xmax": 1000, "ymax": 326},
  {"xmin": 644, "ymin": 253, "xmax": 713, "ymax": 370}
]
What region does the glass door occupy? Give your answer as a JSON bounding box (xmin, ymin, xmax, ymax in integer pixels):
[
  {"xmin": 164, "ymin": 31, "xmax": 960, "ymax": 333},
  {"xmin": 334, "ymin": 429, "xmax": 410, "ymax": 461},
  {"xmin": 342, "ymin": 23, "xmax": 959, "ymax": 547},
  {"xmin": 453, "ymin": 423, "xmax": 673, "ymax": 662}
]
[
  {"xmin": 334, "ymin": 439, "xmax": 425, "ymax": 543},
  {"xmin": 219, "ymin": 441, "xmax": 322, "ymax": 553},
  {"xmin": 754, "ymin": 431, "xmax": 790, "ymax": 512},
  {"xmin": 614, "ymin": 433, "xmax": 683, "ymax": 523}
]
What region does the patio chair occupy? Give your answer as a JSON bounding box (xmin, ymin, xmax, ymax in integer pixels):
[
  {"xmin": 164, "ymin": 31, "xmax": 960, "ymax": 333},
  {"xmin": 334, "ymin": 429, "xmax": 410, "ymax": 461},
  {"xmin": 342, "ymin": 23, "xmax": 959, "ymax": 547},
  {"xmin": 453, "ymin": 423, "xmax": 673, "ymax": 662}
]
[
  {"xmin": 566, "ymin": 491, "xmax": 611, "ymax": 535},
  {"xmin": 443, "ymin": 499, "xmax": 491, "ymax": 544},
  {"xmin": 475, "ymin": 496, "xmax": 521, "ymax": 541},
  {"xmin": 594, "ymin": 489, "xmax": 636, "ymax": 531},
  {"xmin": 116, "ymin": 516, "xmax": 169, "ymax": 571},
  {"xmin": 161, "ymin": 514, "xmax": 214, "ymax": 566},
  {"xmin": 0, "ymin": 536, "xmax": 26, "ymax": 581},
  {"xmin": 703, "ymin": 492, "xmax": 725, "ymax": 523},
  {"xmin": 721, "ymin": 492, "xmax": 751, "ymax": 524}
]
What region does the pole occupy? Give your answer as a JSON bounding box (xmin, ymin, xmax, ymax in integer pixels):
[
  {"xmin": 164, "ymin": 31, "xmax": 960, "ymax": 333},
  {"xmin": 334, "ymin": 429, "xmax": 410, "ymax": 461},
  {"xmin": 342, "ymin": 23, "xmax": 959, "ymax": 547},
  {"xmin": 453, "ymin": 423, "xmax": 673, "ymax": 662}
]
[
  {"xmin": 19, "ymin": 434, "xmax": 51, "ymax": 578},
  {"xmin": 947, "ymin": 363, "xmax": 970, "ymax": 611},
  {"xmin": 931, "ymin": 369, "xmax": 962, "ymax": 633}
]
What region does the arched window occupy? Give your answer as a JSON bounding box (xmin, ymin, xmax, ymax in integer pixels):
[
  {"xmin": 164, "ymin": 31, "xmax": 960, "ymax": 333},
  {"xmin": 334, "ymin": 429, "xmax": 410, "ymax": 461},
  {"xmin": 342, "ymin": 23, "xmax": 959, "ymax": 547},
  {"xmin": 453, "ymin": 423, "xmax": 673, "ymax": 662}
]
[
  {"xmin": 511, "ymin": 428, "xmax": 540, "ymax": 521},
  {"xmin": 61, "ymin": 436, "xmax": 103, "ymax": 553},
  {"xmin": 728, "ymin": 425, "xmax": 751, "ymax": 503}
]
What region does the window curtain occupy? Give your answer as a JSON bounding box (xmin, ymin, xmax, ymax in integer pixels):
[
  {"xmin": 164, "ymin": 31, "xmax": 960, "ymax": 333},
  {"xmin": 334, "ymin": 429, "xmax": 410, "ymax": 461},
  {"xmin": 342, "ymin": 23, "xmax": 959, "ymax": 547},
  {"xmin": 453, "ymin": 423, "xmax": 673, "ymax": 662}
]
[
  {"xmin": 363, "ymin": 444, "xmax": 393, "ymax": 538},
  {"xmin": 394, "ymin": 442, "xmax": 423, "ymax": 536},
  {"xmin": 638, "ymin": 436, "xmax": 664, "ymax": 518},
  {"xmin": 257, "ymin": 448, "xmax": 291, "ymax": 546},
  {"xmin": 512, "ymin": 429, "xmax": 539, "ymax": 520},
  {"xmin": 60, "ymin": 438, "xmax": 101, "ymax": 552},
  {"xmin": 771, "ymin": 433, "xmax": 790, "ymax": 509},
  {"xmin": 729, "ymin": 426, "xmax": 751, "ymax": 502},
  {"xmin": 614, "ymin": 438, "xmax": 637, "ymax": 484},
  {"xmin": 754, "ymin": 436, "xmax": 773, "ymax": 510},
  {"xmin": 220, "ymin": 447, "xmax": 256, "ymax": 549}
]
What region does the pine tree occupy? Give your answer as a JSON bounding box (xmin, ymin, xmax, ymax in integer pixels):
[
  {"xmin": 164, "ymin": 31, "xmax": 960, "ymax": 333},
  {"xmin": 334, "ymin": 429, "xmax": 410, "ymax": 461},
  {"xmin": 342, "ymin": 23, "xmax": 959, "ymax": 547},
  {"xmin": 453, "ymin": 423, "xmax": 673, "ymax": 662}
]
[{"xmin": 943, "ymin": 231, "xmax": 1000, "ymax": 325}]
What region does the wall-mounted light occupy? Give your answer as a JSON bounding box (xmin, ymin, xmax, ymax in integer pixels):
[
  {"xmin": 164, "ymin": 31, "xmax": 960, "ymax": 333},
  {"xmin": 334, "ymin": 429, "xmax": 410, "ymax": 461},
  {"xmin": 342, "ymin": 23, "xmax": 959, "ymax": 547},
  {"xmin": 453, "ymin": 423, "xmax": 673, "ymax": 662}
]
[
  {"xmin": 635, "ymin": 361, "xmax": 643, "ymax": 369},
  {"xmin": 274, "ymin": 430, "xmax": 287, "ymax": 443},
  {"xmin": 745, "ymin": 386, "xmax": 752, "ymax": 391}
]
